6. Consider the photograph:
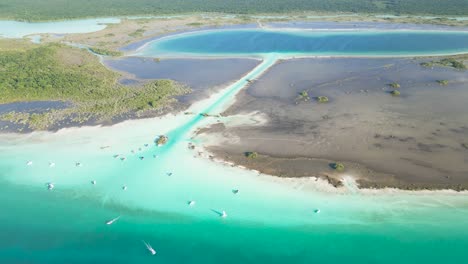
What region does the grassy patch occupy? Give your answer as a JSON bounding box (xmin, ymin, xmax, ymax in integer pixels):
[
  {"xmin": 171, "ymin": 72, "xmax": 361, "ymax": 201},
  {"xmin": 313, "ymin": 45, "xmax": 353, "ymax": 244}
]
[{"xmin": 128, "ymin": 28, "xmax": 146, "ymax": 38}]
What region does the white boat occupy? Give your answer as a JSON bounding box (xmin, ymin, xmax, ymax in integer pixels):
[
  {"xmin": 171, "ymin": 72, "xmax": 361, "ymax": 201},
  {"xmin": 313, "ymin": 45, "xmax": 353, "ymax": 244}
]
[
  {"xmin": 91, "ymin": 180, "xmax": 96, "ymax": 185},
  {"xmin": 188, "ymin": 200, "xmax": 196, "ymax": 206},
  {"xmin": 232, "ymin": 189, "xmax": 239, "ymax": 194},
  {"xmin": 49, "ymin": 162, "xmax": 56, "ymax": 167},
  {"xmin": 75, "ymin": 162, "xmax": 82, "ymax": 167},
  {"xmin": 314, "ymin": 209, "xmax": 321, "ymax": 214},
  {"xmin": 26, "ymin": 161, "xmax": 33, "ymax": 166},
  {"xmin": 47, "ymin": 183, "xmax": 54, "ymax": 190},
  {"xmin": 106, "ymin": 216, "xmax": 120, "ymax": 225},
  {"xmin": 143, "ymin": 241, "xmax": 156, "ymax": 255},
  {"xmin": 122, "ymin": 185, "xmax": 127, "ymax": 191},
  {"xmin": 221, "ymin": 210, "xmax": 227, "ymax": 218}
]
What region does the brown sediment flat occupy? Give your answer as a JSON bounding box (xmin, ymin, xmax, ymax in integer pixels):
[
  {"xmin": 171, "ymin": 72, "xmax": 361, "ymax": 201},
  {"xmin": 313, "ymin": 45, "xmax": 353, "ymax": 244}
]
[{"xmin": 201, "ymin": 57, "xmax": 468, "ymax": 190}]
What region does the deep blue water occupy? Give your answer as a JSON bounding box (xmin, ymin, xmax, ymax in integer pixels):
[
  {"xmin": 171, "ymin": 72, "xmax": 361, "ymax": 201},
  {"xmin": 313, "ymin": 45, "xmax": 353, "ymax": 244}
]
[{"xmin": 140, "ymin": 29, "xmax": 468, "ymax": 56}]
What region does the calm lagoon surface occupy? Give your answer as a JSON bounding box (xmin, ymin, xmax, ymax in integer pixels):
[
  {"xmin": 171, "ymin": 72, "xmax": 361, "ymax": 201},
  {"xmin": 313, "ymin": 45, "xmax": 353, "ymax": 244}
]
[
  {"xmin": 0, "ymin": 18, "xmax": 120, "ymax": 38},
  {"xmin": 138, "ymin": 29, "xmax": 468, "ymax": 57},
  {"xmin": 2, "ymin": 26, "xmax": 468, "ymax": 263}
]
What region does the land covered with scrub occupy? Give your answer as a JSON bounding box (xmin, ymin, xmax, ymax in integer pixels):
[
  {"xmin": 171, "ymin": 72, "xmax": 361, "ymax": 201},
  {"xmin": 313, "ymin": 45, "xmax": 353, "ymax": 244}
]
[
  {"xmin": 1, "ymin": 0, "xmax": 468, "ymax": 21},
  {"xmin": 0, "ymin": 40, "xmax": 189, "ymax": 131}
]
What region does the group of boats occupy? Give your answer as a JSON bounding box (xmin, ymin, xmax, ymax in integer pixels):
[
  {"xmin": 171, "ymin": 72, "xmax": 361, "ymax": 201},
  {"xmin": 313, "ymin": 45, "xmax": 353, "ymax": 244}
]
[{"xmin": 27, "ymin": 132, "xmax": 321, "ymax": 257}]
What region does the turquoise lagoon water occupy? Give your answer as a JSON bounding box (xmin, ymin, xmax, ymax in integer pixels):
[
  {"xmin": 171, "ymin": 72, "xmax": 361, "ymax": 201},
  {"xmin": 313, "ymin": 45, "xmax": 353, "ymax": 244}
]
[
  {"xmin": 2, "ymin": 27, "xmax": 468, "ymax": 263},
  {"xmin": 138, "ymin": 29, "xmax": 468, "ymax": 57}
]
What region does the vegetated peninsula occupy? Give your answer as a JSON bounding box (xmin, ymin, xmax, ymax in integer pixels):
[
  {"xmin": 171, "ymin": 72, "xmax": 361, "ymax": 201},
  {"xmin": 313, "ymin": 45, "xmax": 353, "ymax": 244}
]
[
  {"xmin": 0, "ymin": 40, "xmax": 189, "ymax": 131},
  {"xmin": 0, "ymin": 0, "xmax": 467, "ymax": 21}
]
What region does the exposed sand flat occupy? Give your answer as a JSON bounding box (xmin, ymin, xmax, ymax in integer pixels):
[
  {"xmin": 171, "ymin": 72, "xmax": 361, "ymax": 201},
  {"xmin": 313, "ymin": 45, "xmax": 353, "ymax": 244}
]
[{"xmin": 200, "ymin": 57, "xmax": 468, "ymax": 190}]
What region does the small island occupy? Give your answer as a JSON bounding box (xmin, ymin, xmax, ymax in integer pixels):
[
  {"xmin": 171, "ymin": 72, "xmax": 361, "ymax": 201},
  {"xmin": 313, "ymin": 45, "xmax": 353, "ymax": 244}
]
[{"xmin": 155, "ymin": 135, "xmax": 169, "ymax": 146}]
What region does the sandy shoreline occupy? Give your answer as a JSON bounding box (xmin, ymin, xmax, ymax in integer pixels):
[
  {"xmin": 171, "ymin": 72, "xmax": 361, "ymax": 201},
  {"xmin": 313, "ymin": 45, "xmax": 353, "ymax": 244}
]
[{"xmin": 193, "ymin": 138, "xmax": 468, "ymax": 195}]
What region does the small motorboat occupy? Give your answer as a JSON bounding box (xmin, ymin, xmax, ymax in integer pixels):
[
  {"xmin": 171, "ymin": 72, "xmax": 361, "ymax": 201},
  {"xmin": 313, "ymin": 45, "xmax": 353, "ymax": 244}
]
[
  {"xmin": 122, "ymin": 185, "xmax": 127, "ymax": 191},
  {"xmin": 314, "ymin": 209, "xmax": 321, "ymax": 214},
  {"xmin": 49, "ymin": 162, "xmax": 55, "ymax": 167},
  {"xmin": 221, "ymin": 211, "xmax": 227, "ymax": 218},
  {"xmin": 47, "ymin": 182, "xmax": 54, "ymax": 190},
  {"xmin": 120, "ymin": 157, "xmax": 127, "ymax": 161},
  {"xmin": 232, "ymin": 189, "xmax": 239, "ymax": 194},
  {"xmin": 143, "ymin": 241, "xmax": 156, "ymax": 255},
  {"xmin": 26, "ymin": 161, "xmax": 33, "ymax": 166},
  {"xmin": 91, "ymin": 180, "xmax": 96, "ymax": 185},
  {"xmin": 144, "ymin": 144, "xmax": 149, "ymax": 147},
  {"xmin": 139, "ymin": 156, "xmax": 145, "ymax": 160},
  {"xmin": 75, "ymin": 162, "xmax": 82, "ymax": 167},
  {"xmin": 167, "ymin": 172, "xmax": 173, "ymax": 177},
  {"xmin": 188, "ymin": 200, "xmax": 196, "ymax": 207},
  {"xmin": 106, "ymin": 216, "xmax": 120, "ymax": 225}
]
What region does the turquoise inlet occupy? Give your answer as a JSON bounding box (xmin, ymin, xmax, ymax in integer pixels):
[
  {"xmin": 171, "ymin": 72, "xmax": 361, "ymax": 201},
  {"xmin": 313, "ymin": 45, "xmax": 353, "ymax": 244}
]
[{"xmin": 138, "ymin": 29, "xmax": 468, "ymax": 57}]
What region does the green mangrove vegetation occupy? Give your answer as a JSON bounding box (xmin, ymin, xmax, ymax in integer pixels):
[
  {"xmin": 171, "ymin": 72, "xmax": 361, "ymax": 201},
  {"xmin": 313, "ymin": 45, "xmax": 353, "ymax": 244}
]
[
  {"xmin": 389, "ymin": 82, "xmax": 401, "ymax": 88},
  {"xmin": 296, "ymin": 90, "xmax": 310, "ymax": 103},
  {"xmin": 156, "ymin": 135, "xmax": 169, "ymax": 146},
  {"xmin": 1, "ymin": 0, "xmax": 467, "ymax": 21},
  {"xmin": 89, "ymin": 47, "xmax": 123, "ymax": 57},
  {"xmin": 316, "ymin": 96, "xmax": 329, "ymax": 103},
  {"xmin": 0, "ymin": 40, "xmax": 189, "ymax": 130},
  {"xmin": 245, "ymin": 152, "xmax": 258, "ymax": 159},
  {"xmin": 421, "ymin": 58, "xmax": 467, "ymax": 70},
  {"xmin": 390, "ymin": 90, "xmax": 401, "ymax": 96},
  {"xmin": 330, "ymin": 162, "xmax": 345, "ymax": 172},
  {"xmin": 437, "ymin": 80, "xmax": 449, "ymax": 86}
]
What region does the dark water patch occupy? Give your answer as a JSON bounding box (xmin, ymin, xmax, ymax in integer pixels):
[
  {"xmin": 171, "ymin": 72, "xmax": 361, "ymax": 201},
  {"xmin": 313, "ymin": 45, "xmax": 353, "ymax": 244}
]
[
  {"xmin": 105, "ymin": 57, "xmax": 260, "ymax": 103},
  {"xmin": 119, "ymin": 78, "xmax": 141, "ymax": 85},
  {"xmin": 0, "ymin": 101, "xmax": 71, "ymax": 133},
  {"xmin": 0, "ymin": 101, "xmax": 70, "ymax": 114}
]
